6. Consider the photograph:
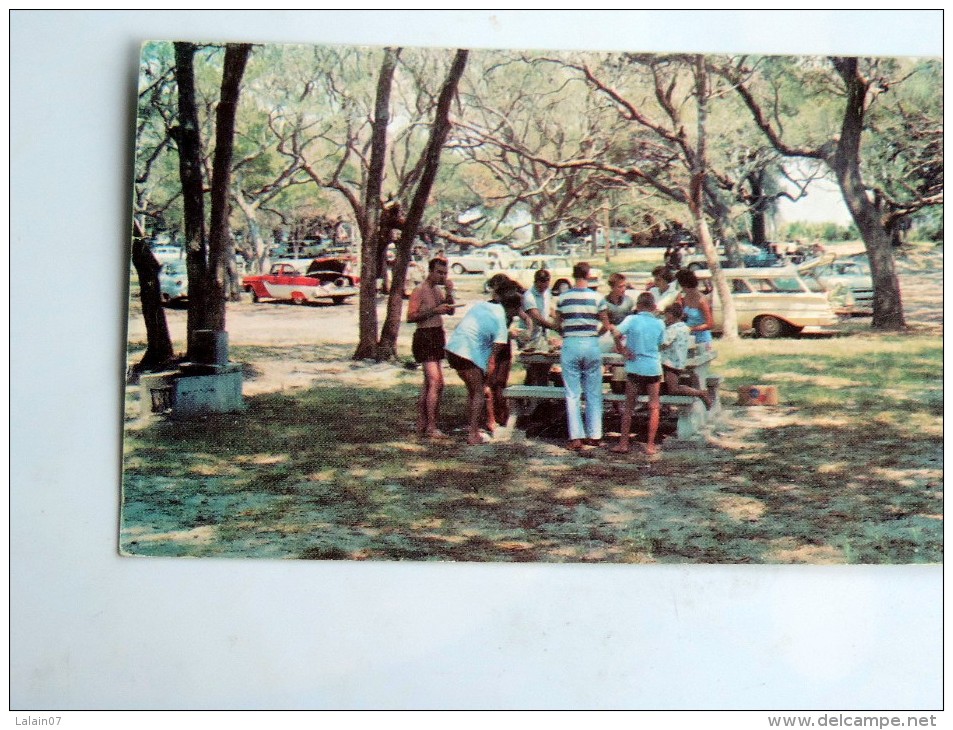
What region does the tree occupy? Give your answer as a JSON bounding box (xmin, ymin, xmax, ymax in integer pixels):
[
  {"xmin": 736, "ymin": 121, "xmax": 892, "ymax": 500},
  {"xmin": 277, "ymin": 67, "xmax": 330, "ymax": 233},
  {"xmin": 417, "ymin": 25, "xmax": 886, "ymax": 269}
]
[
  {"xmin": 353, "ymin": 47, "xmax": 401, "ymax": 359},
  {"xmin": 130, "ymin": 43, "xmax": 178, "ymax": 373},
  {"xmin": 828, "ymin": 58, "xmax": 904, "ymax": 329},
  {"xmin": 169, "ymin": 42, "xmax": 252, "ymax": 352},
  {"xmin": 204, "ymin": 44, "xmax": 253, "ymax": 333},
  {"xmin": 524, "ymin": 52, "xmax": 741, "ymax": 338},
  {"xmin": 377, "ymin": 49, "xmax": 469, "ymax": 359},
  {"xmin": 723, "ymin": 55, "xmax": 940, "ymax": 330},
  {"xmin": 172, "ymin": 42, "xmax": 210, "ymax": 354},
  {"xmin": 864, "ymin": 59, "xmax": 943, "ymax": 247},
  {"xmin": 264, "ymin": 46, "xmax": 470, "ymax": 360},
  {"xmin": 129, "ymin": 231, "xmax": 175, "ymax": 372},
  {"xmin": 453, "ymin": 52, "xmax": 624, "ymax": 253}
]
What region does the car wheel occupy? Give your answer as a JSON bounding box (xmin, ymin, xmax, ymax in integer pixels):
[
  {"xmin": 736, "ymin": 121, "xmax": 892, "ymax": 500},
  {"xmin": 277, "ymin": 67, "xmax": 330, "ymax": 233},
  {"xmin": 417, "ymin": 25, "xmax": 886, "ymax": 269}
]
[
  {"xmin": 292, "ymin": 292, "xmax": 307, "ymax": 305},
  {"xmin": 451, "ymin": 263, "xmax": 465, "ymax": 275},
  {"xmin": 755, "ymin": 315, "xmax": 785, "ymax": 338},
  {"xmin": 331, "ymin": 296, "xmax": 346, "ymax": 305},
  {"xmin": 251, "ymin": 290, "xmax": 260, "ymax": 303}
]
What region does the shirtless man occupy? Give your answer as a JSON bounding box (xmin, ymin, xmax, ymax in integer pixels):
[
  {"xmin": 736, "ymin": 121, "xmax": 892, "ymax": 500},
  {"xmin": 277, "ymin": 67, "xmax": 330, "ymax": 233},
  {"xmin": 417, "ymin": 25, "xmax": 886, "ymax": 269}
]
[{"xmin": 407, "ymin": 258, "xmax": 455, "ymax": 439}]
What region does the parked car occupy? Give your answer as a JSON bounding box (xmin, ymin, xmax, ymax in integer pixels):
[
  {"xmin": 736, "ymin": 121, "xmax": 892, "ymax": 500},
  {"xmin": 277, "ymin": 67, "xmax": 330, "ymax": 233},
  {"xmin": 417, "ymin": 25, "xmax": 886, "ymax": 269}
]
[
  {"xmin": 150, "ymin": 244, "xmax": 185, "ymax": 264},
  {"xmin": 798, "ymin": 256, "xmax": 874, "ymax": 315},
  {"xmin": 622, "ymin": 267, "xmax": 838, "ymax": 337},
  {"xmin": 682, "ymin": 243, "xmax": 783, "ymax": 271},
  {"xmin": 484, "ymin": 255, "xmax": 604, "ymax": 295},
  {"xmin": 159, "ymin": 260, "xmax": 188, "ymax": 304},
  {"xmin": 270, "ymin": 240, "xmax": 332, "ymax": 260},
  {"xmin": 447, "ymin": 248, "xmax": 516, "ymax": 275},
  {"xmin": 695, "ymin": 267, "xmax": 838, "ymax": 338},
  {"xmin": 242, "ymin": 257, "xmax": 359, "ymax": 305}
]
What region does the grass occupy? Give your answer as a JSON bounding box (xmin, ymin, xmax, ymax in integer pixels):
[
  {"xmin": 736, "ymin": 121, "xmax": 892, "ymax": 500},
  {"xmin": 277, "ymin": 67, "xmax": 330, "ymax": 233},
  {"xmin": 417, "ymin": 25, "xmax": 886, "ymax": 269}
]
[{"xmin": 120, "ymin": 328, "xmax": 942, "ymax": 564}]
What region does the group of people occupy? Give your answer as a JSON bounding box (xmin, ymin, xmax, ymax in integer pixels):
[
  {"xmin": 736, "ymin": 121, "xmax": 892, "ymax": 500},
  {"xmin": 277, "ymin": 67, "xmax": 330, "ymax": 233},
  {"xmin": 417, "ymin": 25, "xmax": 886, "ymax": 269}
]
[
  {"xmin": 407, "ymin": 257, "xmax": 716, "ymax": 454},
  {"xmin": 407, "ymin": 257, "xmax": 522, "ymax": 445}
]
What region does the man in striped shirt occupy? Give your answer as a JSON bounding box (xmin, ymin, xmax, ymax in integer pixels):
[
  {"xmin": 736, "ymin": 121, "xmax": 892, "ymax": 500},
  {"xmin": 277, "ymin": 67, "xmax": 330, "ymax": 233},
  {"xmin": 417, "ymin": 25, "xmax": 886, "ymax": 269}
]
[{"xmin": 554, "ymin": 262, "xmax": 611, "ymax": 451}]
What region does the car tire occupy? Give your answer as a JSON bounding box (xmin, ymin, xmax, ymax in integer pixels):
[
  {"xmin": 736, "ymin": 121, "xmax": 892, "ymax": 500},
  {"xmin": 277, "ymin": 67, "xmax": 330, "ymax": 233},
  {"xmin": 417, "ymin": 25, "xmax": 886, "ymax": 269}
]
[
  {"xmin": 292, "ymin": 292, "xmax": 308, "ymax": 305},
  {"xmin": 331, "ymin": 296, "xmax": 346, "ymax": 305},
  {"xmin": 755, "ymin": 315, "xmax": 785, "ymax": 338},
  {"xmin": 451, "ymin": 263, "xmax": 465, "ymax": 275},
  {"xmin": 251, "ymin": 290, "xmax": 261, "ymax": 303}
]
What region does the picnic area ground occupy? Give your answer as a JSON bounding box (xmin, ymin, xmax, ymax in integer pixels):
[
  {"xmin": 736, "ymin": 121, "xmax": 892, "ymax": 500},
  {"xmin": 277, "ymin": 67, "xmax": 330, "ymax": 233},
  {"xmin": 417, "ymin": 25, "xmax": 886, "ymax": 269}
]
[{"xmin": 121, "ymin": 244, "xmax": 943, "ymax": 564}]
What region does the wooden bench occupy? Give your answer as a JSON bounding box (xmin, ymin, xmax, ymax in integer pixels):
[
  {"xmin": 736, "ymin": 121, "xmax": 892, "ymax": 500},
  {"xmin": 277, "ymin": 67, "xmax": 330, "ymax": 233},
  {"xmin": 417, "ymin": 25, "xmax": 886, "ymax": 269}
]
[
  {"xmin": 681, "ymin": 349, "xmax": 717, "ymax": 387},
  {"xmin": 503, "ymin": 380, "xmax": 721, "ymax": 440},
  {"xmin": 510, "ymin": 347, "xmax": 720, "ymax": 439}
]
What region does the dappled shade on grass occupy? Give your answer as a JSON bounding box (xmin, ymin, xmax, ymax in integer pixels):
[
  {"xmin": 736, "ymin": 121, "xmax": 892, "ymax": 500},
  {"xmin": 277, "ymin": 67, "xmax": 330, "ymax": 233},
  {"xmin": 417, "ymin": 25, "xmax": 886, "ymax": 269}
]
[{"xmin": 121, "ymin": 335, "xmax": 942, "ymax": 564}]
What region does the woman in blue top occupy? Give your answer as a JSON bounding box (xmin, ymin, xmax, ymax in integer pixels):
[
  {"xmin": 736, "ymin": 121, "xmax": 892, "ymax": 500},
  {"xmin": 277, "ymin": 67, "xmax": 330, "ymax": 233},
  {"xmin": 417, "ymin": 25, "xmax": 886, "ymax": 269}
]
[
  {"xmin": 445, "ymin": 289, "xmax": 523, "ymax": 445},
  {"xmin": 676, "ymin": 269, "xmax": 714, "ymax": 350}
]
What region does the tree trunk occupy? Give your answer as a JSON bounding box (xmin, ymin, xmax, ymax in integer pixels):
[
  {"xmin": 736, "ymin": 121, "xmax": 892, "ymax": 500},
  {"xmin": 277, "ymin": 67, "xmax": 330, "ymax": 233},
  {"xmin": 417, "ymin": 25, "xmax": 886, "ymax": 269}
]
[
  {"xmin": 172, "ymin": 42, "xmax": 208, "ymax": 357},
  {"xmin": 205, "ymin": 43, "xmax": 252, "ymax": 334},
  {"xmin": 354, "ymin": 47, "xmax": 401, "ymax": 360},
  {"xmin": 234, "ymin": 193, "xmax": 268, "ymax": 274},
  {"xmin": 729, "ymin": 57, "xmax": 908, "ymax": 332},
  {"xmin": 706, "ymin": 189, "xmax": 738, "ymax": 266},
  {"xmin": 692, "ymin": 55, "xmax": 738, "ymax": 341},
  {"xmin": 689, "ymin": 193, "xmax": 738, "ymax": 340},
  {"xmin": 747, "ymin": 170, "xmax": 769, "ymax": 246},
  {"xmin": 130, "ymin": 236, "xmax": 175, "ymax": 371},
  {"xmin": 830, "ymin": 57, "xmax": 905, "ymax": 330},
  {"xmin": 377, "ymin": 50, "xmax": 469, "ymax": 360}
]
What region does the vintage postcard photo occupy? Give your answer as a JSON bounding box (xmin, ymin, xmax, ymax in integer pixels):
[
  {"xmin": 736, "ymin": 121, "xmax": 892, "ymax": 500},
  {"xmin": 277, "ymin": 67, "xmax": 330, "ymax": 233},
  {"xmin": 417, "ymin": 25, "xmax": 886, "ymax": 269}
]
[{"xmin": 121, "ymin": 40, "xmax": 942, "ymax": 563}]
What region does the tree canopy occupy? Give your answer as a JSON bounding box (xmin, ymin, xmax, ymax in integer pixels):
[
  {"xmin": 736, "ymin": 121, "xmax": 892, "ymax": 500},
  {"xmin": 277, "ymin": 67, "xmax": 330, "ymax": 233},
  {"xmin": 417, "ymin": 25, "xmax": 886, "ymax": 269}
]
[{"xmin": 132, "ymin": 41, "xmax": 943, "ymax": 361}]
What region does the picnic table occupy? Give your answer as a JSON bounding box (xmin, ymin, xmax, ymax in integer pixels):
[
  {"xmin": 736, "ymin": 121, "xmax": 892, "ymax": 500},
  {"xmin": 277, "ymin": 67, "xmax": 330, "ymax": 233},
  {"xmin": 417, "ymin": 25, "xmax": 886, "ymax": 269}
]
[{"xmin": 506, "ymin": 347, "xmax": 720, "ymax": 440}]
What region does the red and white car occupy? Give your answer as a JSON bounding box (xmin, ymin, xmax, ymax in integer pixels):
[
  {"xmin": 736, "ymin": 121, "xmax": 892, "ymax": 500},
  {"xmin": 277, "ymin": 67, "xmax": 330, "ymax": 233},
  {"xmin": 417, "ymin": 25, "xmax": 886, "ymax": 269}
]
[{"xmin": 242, "ymin": 257, "xmax": 359, "ymax": 305}]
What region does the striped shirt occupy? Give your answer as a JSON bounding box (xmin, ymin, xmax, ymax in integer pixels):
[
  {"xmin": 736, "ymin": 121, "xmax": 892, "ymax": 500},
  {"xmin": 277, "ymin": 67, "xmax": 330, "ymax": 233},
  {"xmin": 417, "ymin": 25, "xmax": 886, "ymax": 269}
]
[{"xmin": 556, "ymin": 287, "xmax": 606, "ymax": 338}]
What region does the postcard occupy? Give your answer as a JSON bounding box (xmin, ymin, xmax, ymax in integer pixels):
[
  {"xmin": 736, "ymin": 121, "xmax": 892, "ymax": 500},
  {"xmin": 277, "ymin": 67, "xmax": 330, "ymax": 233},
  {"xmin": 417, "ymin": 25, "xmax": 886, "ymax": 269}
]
[{"xmin": 121, "ymin": 40, "xmax": 942, "ymax": 564}]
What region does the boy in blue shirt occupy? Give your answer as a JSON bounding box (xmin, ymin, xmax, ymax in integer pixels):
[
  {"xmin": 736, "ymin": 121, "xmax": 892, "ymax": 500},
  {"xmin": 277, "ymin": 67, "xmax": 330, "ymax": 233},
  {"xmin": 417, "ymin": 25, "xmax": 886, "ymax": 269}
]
[{"xmin": 610, "ymin": 292, "xmax": 665, "ymax": 455}]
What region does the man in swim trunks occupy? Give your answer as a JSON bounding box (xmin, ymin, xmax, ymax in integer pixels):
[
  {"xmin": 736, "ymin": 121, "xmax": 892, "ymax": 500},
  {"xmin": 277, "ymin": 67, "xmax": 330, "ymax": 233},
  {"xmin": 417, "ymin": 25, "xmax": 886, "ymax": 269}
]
[{"xmin": 407, "ymin": 257, "xmax": 455, "ymax": 438}]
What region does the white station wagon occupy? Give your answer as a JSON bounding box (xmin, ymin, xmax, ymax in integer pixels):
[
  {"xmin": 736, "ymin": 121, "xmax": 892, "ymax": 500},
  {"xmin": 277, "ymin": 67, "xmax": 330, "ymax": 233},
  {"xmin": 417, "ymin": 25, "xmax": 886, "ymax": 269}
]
[{"xmin": 696, "ymin": 268, "xmax": 839, "ymax": 338}]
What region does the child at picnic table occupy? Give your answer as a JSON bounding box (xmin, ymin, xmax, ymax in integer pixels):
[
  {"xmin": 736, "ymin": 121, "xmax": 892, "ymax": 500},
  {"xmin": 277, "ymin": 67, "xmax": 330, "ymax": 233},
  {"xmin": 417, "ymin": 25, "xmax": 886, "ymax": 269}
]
[
  {"xmin": 610, "ymin": 292, "xmax": 665, "ymax": 456},
  {"xmin": 660, "ymin": 302, "xmax": 715, "ymax": 410}
]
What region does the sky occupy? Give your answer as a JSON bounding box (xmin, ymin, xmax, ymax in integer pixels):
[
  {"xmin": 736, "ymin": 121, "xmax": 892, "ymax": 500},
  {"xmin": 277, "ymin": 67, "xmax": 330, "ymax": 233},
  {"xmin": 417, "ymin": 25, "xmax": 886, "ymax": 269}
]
[{"xmin": 777, "ymin": 177, "xmax": 853, "ymax": 226}]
